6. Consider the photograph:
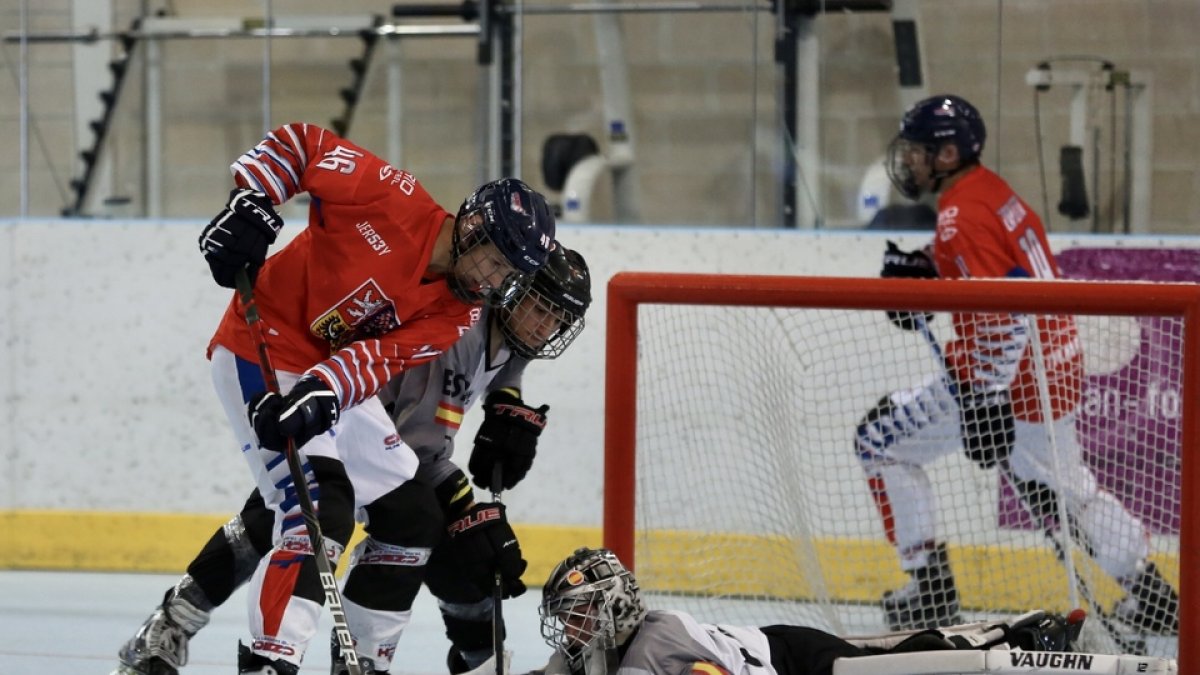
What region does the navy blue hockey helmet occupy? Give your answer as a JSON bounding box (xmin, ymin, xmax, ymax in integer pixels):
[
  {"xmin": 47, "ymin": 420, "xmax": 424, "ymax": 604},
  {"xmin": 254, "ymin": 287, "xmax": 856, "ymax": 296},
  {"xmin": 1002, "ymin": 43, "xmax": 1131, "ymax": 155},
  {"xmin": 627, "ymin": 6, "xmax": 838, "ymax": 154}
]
[
  {"xmin": 898, "ymin": 95, "xmax": 986, "ymax": 160},
  {"xmin": 448, "ymin": 178, "xmax": 556, "ymax": 305},
  {"xmin": 887, "ymin": 95, "xmax": 987, "ymax": 198},
  {"xmin": 454, "ymin": 178, "xmax": 555, "ymax": 275}
]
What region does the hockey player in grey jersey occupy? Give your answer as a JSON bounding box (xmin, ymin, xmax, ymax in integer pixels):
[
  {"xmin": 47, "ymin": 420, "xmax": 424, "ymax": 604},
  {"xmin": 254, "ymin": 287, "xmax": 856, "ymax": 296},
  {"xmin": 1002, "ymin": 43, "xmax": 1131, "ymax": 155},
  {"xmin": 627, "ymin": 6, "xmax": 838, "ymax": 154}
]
[
  {"xmin": 534, "ymin": 548, "xmax": 1092, "ymax": 675},
  {"xmin": 112, "ymin": 245, "xmax": 591, "ymax": 675}
]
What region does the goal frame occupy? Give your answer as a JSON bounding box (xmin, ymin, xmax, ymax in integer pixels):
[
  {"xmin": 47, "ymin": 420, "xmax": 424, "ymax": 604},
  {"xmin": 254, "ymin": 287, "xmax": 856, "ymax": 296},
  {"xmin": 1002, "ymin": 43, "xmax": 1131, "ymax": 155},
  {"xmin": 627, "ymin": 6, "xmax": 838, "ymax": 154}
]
[{"xmin": 603, "ymin": 273, "xmax": 1200, "ymax": 669}]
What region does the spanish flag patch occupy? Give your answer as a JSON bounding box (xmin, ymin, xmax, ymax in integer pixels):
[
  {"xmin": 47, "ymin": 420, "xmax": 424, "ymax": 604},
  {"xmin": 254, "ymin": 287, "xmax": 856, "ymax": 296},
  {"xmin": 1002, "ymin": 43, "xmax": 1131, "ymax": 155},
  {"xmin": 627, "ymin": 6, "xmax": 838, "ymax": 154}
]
[
  {"xmin": 690, "ymin": 662, "xmax": 731, "ymax": 675},
  {"xmin": 435, "ymin": 402, "xmax": 465, "ymax": 429}
]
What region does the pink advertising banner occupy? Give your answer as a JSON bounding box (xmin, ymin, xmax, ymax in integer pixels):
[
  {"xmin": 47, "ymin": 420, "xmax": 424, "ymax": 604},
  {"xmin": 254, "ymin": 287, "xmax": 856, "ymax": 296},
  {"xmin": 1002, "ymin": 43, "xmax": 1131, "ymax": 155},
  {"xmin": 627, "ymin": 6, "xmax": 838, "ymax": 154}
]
[{"xmin": 997, "ymin": 247, "xmax": 1200, "ymax": 534}]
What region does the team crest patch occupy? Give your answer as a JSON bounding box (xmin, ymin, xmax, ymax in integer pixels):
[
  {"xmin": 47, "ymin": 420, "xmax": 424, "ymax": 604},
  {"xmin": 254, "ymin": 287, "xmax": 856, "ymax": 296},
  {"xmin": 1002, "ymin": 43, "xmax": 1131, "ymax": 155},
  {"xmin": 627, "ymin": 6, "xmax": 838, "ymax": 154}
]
[{"xmin": 310, "ymin": 279, "xmax": 399, "ymax": 349}]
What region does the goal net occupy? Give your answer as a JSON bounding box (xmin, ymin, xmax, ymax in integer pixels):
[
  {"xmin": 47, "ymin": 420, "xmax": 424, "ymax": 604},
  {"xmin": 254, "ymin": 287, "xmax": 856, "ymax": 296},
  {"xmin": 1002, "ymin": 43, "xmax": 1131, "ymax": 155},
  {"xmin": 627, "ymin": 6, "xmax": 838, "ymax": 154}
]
[{"xmin": 603, "ymin": 273, "xmax": 1197, "ymax": 666}]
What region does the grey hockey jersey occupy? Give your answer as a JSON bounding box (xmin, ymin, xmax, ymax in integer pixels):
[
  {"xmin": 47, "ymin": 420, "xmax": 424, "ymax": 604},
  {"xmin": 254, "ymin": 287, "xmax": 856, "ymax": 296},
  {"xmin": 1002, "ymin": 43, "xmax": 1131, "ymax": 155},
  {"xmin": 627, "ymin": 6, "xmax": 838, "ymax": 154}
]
[
  {"xmin": 377, "ymin": 305, "xmax": 529, "ymax": 487},
  {"xmin": 616, "ymin": 611, "xmax": 777, "ymax": 675}
]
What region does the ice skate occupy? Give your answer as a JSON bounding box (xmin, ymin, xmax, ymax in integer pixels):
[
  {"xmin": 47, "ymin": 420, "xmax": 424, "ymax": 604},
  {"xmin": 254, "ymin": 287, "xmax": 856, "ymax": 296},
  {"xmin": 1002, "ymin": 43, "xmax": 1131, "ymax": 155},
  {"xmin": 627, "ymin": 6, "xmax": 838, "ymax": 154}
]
[
  {"xmin": 112, "ymin": 585, "xmax": 209, "ymax": 675},
  {"xmin": 447, "ymin": 646, "xmax": 471, "ymax": 675},
  {"xmin": 111, "ymin": 605, "xmax": 188, "ymax": 675},
  {"xmin": 882, "ymin": 542, "xmax": 962, "ymax": 631},
  {"xmin": 329, "ymin": 629, "xmax": 387, "ymax": 675},
  {"xmin": 1113, "ymin": 562, "xmax": 1180, "ymax": 635},
  {"xmin": 238, "ymin": 641, "xmax": 301, "ymax": 675}
]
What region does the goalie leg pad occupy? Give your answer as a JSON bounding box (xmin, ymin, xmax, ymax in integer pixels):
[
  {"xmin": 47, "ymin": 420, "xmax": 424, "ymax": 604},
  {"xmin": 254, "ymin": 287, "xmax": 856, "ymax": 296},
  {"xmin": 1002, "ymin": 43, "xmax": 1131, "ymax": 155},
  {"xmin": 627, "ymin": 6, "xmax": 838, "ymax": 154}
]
[{"xmin": 760, "ymin": 625, "xmax": 875, "ymax": 675}]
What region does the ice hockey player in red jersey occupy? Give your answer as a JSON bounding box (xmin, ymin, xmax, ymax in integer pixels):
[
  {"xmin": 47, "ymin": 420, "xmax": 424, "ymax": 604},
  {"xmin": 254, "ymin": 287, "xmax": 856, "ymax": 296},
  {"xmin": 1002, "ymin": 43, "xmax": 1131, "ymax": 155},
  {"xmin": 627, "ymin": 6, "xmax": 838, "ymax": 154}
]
[
  {"xmin": 112, "ymin": 245, "xmax": 591, "ymax": 675},
  {"xmin": 855, "ymin": 96, "xmax": 1178, "ymax": 638},
  {"xmin": 191, "ymin": 122, "xmax": 554, "ymax": 673}
]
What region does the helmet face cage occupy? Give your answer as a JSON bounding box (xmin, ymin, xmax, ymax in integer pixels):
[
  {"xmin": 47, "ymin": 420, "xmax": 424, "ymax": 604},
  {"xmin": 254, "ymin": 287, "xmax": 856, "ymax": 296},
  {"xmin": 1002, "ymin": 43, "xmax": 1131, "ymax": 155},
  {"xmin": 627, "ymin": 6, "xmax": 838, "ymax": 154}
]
[
  {"xmin": 500, "ymin": 246, "xmax": 590, "ymax": 359},
  {"xmin": 447, "ymin": 207, "xmax": 524, "ymax": 306},
  {"xmin": 540, "ymin": 587, "xmax": 617, "ymax": 675},
  {"xmin": 539, "ymin": 548, "xmax": 646, "ymax": 675},
  {"xmin": 885, "ymin": 136, "xmax": 935, "ymax": 200},
  {"xmin": 500, "ymin": 282, "xmax": 586, "ymax": 360}
]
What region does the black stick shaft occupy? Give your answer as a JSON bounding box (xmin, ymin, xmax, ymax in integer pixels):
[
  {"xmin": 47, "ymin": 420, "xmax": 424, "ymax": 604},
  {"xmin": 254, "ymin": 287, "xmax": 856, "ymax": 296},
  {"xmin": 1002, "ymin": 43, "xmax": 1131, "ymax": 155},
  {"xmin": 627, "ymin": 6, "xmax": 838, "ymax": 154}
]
[{"xmin": 492, "ymin": 463, "xmax": 506, "ymax": 675}]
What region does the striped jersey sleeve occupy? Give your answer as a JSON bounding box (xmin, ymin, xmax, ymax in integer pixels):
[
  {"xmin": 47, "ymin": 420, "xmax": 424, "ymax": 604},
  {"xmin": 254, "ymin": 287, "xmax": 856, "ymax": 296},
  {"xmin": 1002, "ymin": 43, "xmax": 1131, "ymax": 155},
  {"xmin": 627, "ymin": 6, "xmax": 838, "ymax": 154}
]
[
  {"xmin": 305, "ymin": 310, "xmax": 473, "ymax": 410},
  {"xmin": 306, "ymin": 341, "xmax": 440, "ymax": 410},
  {"xmin": 229, "ymin": 122, "xmax": 321, "ymax": 204}
]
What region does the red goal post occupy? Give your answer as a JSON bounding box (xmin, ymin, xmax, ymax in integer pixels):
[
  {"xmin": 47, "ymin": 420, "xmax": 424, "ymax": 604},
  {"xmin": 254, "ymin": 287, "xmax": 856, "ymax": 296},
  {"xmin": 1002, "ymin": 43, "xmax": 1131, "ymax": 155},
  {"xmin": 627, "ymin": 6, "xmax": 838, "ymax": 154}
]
[{"xmin": 604, "ymin": 273, "xmax": 1199, "ymax": 666}]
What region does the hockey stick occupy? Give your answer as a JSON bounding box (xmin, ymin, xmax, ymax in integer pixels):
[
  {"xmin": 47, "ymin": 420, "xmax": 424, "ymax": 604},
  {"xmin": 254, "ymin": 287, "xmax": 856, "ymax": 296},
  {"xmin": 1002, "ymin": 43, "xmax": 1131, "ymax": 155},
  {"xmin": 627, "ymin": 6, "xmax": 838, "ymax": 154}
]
[
  {"xmin": 491, "ymin": 463, "xmax": 507, "ymax": 675},
  {"xmin": 910, "ymin": 315, "xmax": 1145, "ymax": 655},
  {"xmin": 234, "ymin": 268, "xmax": 363, "ymax": 675}
]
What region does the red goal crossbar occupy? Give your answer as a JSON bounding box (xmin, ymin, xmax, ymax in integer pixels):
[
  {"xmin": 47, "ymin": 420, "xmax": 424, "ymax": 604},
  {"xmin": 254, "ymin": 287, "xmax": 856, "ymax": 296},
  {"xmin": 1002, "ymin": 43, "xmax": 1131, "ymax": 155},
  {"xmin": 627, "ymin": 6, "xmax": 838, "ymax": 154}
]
[{"xmin": 604, "ymin": 273, "xmax": 1200, "ymax": 668}]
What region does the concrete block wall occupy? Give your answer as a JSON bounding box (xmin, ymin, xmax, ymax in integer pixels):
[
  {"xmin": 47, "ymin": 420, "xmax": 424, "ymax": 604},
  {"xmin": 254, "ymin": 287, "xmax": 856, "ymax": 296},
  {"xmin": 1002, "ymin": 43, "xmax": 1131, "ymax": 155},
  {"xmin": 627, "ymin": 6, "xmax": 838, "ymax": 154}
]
[{"xmin": 0, "ymin": 1, "xmax": 1197, "ymax": 232}]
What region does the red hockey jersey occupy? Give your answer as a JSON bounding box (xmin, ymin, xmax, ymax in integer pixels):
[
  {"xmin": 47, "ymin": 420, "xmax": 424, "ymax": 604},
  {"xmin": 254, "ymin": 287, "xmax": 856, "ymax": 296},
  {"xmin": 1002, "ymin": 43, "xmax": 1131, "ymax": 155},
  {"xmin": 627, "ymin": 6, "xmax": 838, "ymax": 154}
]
[
  {"xmin": 208, "ymin": 123, "xmax": 477, "ymax": 410},
  {"xmin": 931, "ymin": 165, "xmax": 1082, "ymax": 422}
]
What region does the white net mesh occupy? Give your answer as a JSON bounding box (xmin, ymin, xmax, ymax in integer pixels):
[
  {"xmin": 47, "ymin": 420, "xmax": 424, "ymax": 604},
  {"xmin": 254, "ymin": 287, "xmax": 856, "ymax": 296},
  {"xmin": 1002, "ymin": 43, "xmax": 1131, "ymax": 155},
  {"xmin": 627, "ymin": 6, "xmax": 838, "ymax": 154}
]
[{"xmin": 618, "ymin": 282, "xmax": 1186, "ymax": 659}]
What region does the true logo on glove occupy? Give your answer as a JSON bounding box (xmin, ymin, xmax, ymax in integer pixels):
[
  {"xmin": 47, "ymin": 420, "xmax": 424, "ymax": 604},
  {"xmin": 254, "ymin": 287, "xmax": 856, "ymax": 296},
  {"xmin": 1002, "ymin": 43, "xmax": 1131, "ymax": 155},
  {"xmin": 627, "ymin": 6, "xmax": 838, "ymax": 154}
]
[
  {"xmin": 448, "ymin": 506, "xmax": 502, "ymax": 535},
  {"xmin": 492, "ymin": 403, "xmax": 547, "ymax": 429}
]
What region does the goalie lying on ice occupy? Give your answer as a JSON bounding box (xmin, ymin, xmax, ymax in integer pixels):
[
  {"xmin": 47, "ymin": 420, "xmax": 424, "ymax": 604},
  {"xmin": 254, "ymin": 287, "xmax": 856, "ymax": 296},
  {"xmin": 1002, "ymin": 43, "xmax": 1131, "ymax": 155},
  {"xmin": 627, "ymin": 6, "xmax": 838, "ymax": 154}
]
[{"xmin": 477, "ymin": 547, "xmax": 1175, "ymax": 675}]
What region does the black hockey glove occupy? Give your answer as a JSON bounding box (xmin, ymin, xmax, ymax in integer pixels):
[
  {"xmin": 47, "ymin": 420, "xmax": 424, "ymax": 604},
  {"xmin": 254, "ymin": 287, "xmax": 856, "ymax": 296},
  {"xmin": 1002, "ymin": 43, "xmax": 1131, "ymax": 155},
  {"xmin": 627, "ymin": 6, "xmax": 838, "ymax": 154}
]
[
  {"xmin": 957, "ymin": 386, "xmax": 1014, "ymax": 470},
  {"xmin": 199, "ymin": 188, "xmax": 283, "ymax": 288},
  {"xmin": 444, "ymin": 502, "xmax": 528, "ymax": 598},
  {"xmin": 248, "ymin": 376, "xmax": 340, "ymax": 452},
  {"xmin": 1006, "ymin": 612, "xmax": 1083, "ymax": 653},
  {"xmin": 881, "ymin": 240, "xmax": 937, "ymax": 331},
  {"xmin": 468, "ymin": 390, "xmax": 548, "ymax": 492}
]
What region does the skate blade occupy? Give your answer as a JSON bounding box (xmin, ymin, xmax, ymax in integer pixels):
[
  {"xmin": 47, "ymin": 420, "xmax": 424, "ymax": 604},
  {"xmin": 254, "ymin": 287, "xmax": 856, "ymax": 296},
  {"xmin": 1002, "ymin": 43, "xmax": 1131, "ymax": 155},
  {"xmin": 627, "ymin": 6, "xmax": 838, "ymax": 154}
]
[{"xmin": 109, "ymin": 659, "xmax": 179, "ymax": 675}]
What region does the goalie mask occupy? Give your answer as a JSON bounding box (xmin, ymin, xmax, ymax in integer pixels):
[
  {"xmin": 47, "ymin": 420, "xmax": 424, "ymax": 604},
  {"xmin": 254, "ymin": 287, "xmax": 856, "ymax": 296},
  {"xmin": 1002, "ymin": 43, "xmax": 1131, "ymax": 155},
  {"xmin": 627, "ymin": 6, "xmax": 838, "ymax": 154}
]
[
  {"xmin": 540, "ymin": 548, "xmax": 646, "ymax": 675},
  {"xmin": 449, "ymin": 178, "xmax": 555, "ymax": 305},
  {"xmin": 499, "ymin": 243, "xmax": 591, "ymax": 360}
]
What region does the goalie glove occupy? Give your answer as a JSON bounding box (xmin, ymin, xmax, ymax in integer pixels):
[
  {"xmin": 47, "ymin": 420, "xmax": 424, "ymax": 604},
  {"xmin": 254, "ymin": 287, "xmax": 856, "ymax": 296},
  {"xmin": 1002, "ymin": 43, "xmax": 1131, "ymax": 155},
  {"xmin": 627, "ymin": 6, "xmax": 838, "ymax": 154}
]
[
  {"xmin": 248, "ymin": 376, "xmax": 340, "ymax": 452},
  {"xmin": 957, "ymin": 386, "xmax": 1014, "ymax": 470},
  {"xmin": 880, "ymin": 240, "xmax": 937, "ymax": 331},
  {"xmin": 469, "ymin": 389, "xmax": 548, "ymax": 491},
  {"xmin": 443, "ymin": 502, "xmax": 528, "ymax": 599},
  {"xmin": 198, "ymin": 188, "xmax": 283, "ymax": 288}
]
